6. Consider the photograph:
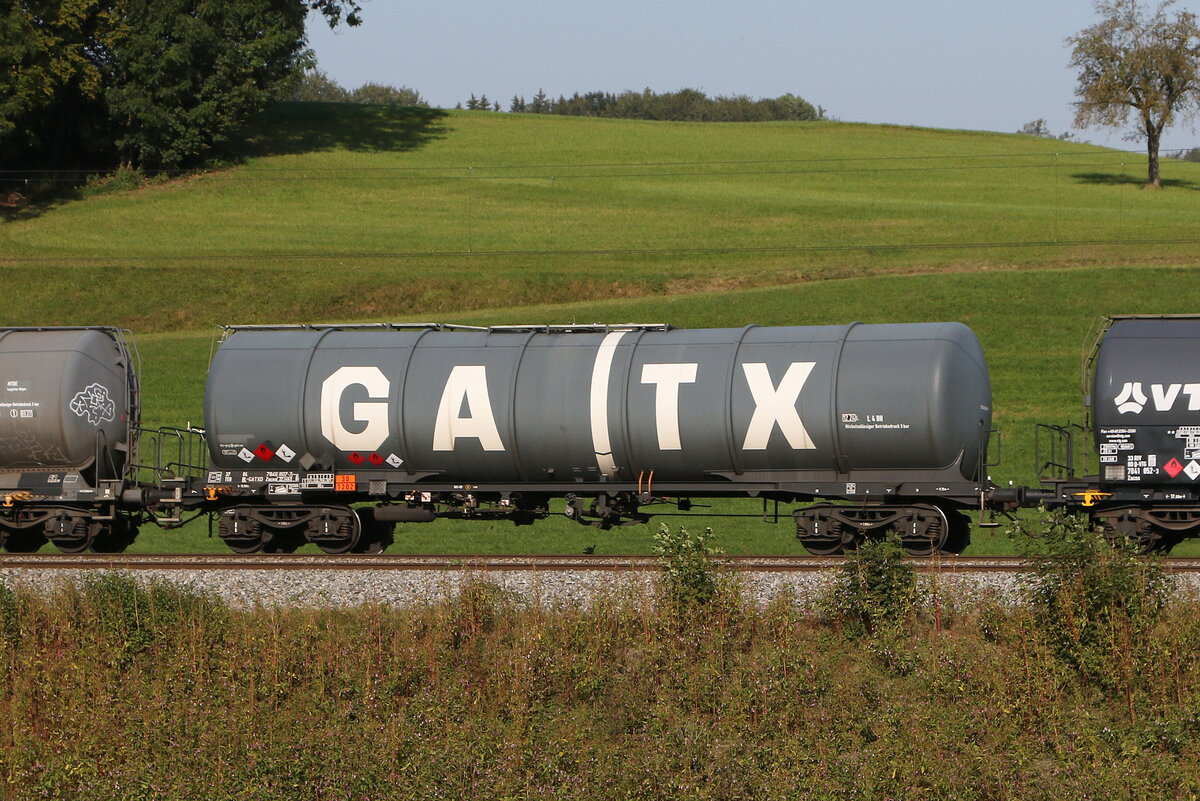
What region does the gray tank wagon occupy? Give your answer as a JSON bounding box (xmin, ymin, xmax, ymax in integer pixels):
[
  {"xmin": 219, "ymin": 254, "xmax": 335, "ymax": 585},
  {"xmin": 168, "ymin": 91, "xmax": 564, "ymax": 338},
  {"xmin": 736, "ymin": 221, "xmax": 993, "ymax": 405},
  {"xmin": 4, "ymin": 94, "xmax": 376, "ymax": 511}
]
[
  {"xmin": 1039, "ymin": 315, "xmax": 1200, "ymax": 550},
  {"xmin": 0, "ymin": 327, "xmax": 141, "ymax": 552},
  {"xmin": 199, "ymin": 322, "xmax": 993, "ymax": 555}
]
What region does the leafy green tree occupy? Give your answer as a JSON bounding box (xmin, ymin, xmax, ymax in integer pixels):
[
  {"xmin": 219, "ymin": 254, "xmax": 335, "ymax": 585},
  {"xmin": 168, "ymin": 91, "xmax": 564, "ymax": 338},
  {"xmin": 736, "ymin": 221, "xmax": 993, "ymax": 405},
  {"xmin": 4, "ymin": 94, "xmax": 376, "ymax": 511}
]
[
  {"xmin": 105, "ymin": 0, "xmax": 309, "ymax": 168},
  {"xmin": 1069, "ymin": 0, "xmax": 1200, "ymax": 187},
  {"xmin": 350, "ymin": 83, "xmax": 427, "ymax": 106},
  {"xmin": 1, "ymin": 0, "xmax": 363, "ymax": 170},
  {"xmin": 292, "ymin": 68, "xmax": 351, "ymax": 102},
  {"xmin": 0, "ymin": 1, "xmax": 119, "ymax": 164}
]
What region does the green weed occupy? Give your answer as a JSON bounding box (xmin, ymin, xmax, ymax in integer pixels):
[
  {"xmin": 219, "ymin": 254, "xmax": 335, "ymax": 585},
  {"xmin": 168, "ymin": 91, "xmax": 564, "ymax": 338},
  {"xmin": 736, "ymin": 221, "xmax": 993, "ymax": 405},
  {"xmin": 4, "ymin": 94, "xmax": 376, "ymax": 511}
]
[
  {"xmin": 1018, "ymin": 513, "xmax": 1172, "ymax": 708},
  {"xmin": 652, "ymin": 523, "xmax": 724, "ymax": 609}
]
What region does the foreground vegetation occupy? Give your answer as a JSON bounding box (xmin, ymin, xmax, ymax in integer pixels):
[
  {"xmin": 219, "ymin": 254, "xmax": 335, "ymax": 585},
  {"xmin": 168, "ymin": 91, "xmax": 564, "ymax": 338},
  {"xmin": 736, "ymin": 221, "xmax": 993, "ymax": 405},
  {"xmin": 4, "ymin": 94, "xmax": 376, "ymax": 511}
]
[{"xmin": 1, "ymin": 526, "xmax": 1198, "ymax": 800}]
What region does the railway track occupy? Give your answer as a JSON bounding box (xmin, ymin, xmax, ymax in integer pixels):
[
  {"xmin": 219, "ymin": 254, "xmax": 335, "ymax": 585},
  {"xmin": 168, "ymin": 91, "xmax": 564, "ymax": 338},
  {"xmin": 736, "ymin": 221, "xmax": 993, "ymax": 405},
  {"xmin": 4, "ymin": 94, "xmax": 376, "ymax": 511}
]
[{"xmin": 5, "ymin": 553, "xmax": 1200, "ymax": 573}]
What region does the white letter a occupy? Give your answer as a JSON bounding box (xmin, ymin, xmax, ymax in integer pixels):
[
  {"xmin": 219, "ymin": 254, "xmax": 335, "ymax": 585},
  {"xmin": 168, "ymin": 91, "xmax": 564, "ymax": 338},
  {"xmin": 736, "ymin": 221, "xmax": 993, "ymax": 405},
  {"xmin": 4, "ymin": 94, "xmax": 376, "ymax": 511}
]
[{"xmin": 433, "ymin": 365, "xmax": 505, "ymax": 451}]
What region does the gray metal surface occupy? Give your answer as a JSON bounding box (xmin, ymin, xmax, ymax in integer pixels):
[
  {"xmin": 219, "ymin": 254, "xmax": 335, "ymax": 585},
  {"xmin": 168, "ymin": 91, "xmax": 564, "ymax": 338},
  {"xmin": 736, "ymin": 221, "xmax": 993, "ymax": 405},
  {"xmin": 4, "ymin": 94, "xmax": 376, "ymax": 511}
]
[
  {"xmin": 0, "ymin": 328, "xmax": 134, "ymax": 479},
  {"xmin": 205, "ymin": 322, "xmax": 992, "ymax": 484}
]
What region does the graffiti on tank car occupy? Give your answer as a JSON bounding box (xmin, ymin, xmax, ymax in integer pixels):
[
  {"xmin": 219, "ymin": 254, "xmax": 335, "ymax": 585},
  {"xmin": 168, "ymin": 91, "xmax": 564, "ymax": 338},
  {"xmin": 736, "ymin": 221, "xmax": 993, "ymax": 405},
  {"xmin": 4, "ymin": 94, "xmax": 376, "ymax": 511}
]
[{"xmin": 70, "ymin": 383, "xmax": 115, "ymax": 425}]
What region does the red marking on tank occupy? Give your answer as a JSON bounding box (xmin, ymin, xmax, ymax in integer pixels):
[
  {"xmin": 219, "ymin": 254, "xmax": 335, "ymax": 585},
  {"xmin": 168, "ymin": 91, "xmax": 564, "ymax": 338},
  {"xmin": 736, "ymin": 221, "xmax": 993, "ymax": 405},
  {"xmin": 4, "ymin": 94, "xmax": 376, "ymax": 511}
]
[
  {"xmin": 254, "ymin": 443, "xmax": 276, "ymax": 461},
  {"xmin": 368, "ymin": 452, "xmax": 385, "ymax": 466},
  {"xmin": 1164, "ymin": 458, "xmax": 1184, "ymax": 478},
  {"xmin": 348, "ymin": 452, "xmax": 365, "ymax": 465}
]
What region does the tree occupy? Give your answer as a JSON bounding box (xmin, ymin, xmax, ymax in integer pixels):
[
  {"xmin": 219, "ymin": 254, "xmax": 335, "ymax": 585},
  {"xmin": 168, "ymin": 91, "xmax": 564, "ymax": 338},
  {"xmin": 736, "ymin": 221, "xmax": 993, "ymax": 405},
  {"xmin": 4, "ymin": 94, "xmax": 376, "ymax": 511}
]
[
  {"xmin": 350, "ymin": 83, "xmax": 427, "ymax": 107},
  {"xmin": 0, "ymin": 1, "xmax": 121, "ymax": 166},
  {"xmin": 1, "ymin": 0, "xmax": 363, "ymax": 170},
  {"xmin": 1068, "ymin": 0, "xmax": 1200, "ymax": 187},
  {"xmin": 292, "ymin": 68, "xmax": 351, "ymax": 102},
  {"xmin": 105, "ymin": 0, "xmax": 309, "ymax": 168},
  {"xmin": 1017, "ymin": 118, "xmax": 1076, "ymax": 140}
]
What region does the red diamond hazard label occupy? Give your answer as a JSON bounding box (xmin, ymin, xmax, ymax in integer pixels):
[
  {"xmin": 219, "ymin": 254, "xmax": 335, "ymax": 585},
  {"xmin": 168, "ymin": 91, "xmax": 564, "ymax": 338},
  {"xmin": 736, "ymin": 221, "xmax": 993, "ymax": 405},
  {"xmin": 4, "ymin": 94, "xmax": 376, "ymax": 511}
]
[
  {"xmin": 368, "ymin": 452, "xmax": 385, "ymax": 466},
  {"xmin": 347, "ymin": 452, "xmax": 365, "ymax": 465},
  {"xmin": 254, "ymin": 443, "xmax": 276, "ymax": 461},
  {"xmin": 1164, "ymin": 457, "xmax": 1184, "ymax": 478}
]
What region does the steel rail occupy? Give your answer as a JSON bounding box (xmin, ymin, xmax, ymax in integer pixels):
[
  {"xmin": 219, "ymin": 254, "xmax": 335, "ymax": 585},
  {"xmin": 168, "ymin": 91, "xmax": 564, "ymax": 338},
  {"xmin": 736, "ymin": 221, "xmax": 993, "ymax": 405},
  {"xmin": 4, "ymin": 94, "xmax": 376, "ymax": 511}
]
[{"xmin": 5, "ymin": 553, "xmax": 1200, "ymax": 573}]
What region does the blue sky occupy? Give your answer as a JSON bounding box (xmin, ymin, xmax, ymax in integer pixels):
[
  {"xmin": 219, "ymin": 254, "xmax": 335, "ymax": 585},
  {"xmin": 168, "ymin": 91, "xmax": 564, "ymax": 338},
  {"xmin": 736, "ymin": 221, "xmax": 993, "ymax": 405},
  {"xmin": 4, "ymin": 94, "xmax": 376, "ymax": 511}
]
[{"xmin": 307, "ymin": 0, "xmax": 1198, "ymax": 152}]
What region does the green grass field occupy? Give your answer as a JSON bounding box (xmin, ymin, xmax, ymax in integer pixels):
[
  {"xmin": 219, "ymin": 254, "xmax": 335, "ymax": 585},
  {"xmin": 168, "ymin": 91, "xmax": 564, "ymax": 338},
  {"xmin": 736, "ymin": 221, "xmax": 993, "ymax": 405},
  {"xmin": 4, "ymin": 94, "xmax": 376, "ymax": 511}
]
[
  {"xmin": 4, "ymin": 104, "xmax": 1200, "ymax": 331},
  {"xmin": 4, "ymin": 103, "xmax": 1200, "ymax": 554}
]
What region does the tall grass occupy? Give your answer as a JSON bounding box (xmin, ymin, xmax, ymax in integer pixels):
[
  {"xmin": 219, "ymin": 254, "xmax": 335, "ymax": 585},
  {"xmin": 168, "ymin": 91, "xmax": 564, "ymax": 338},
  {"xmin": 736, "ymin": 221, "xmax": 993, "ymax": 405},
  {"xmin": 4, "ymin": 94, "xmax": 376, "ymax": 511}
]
[{"xmin": 2, "ymin": 573, "xmax": 1199, "ymax": 799}]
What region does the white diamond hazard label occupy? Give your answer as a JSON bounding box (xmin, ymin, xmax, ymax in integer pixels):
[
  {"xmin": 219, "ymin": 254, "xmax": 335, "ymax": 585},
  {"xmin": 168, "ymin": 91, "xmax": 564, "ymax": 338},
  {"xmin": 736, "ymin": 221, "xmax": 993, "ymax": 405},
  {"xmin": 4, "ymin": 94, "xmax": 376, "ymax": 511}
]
[
  {"xmin": 1185, "ymin": 461, "xmax": 1200, "ymax": 481},
  {"xmin": 386, "ymin": 453, "xmax": 404, "ymax": 468},
  {"xmin": 276, "ymin": 444, "xmax": 296, "ymax": 463},
  {"xmin": 238, "ymin": 447, "xmax": 255, "ymax": 463}
]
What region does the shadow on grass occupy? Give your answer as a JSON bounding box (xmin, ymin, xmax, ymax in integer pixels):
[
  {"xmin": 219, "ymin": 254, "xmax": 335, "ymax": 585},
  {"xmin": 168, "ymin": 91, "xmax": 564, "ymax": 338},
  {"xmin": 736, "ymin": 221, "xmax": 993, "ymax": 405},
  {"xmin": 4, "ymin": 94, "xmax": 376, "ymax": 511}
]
[
  {"xmin": 1073, "ymin": 171, "xmax": 1200, "ymax": 190},
  {"xmin": 0, "ymin": 183, "xmax": 82, "ymax": 222},
  {"xmin": 1, "ymin": 102, "xmax": 451, "ymax": 222},
  {"xmin": 242, "ymin": 101, "xmax": 450, "ymax": 157}
]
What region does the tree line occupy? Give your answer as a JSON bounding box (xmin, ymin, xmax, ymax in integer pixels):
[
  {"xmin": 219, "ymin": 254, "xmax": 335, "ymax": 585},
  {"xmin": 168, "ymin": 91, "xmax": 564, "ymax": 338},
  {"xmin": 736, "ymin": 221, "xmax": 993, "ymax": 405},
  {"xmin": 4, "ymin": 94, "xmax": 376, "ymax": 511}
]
[
  {"xmin": 291, "ymin": 70, "xmax": 428, "ymax": 107},
  {"xmin": 1, "ymin": 0, "xmax": 362, "ymax": 173},
  {"xmin": 299, "ymin": 76, "xmax": 827, "ymax": 124},
  {"xmin": 484, "ymin": 88, "xmax": 826, "ymax": 123}
]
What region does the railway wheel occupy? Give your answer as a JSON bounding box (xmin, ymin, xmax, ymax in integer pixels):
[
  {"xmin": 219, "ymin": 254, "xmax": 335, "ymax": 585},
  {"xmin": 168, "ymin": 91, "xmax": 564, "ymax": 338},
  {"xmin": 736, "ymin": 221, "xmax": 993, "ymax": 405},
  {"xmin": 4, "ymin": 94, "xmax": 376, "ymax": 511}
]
[
  {"xmin": 353, "ymin": 508, "xmax": 394, "ymax": 554},
  {"xmin": 219, "ymin": 514, "xmax": 267, "ymax": 554},
  {"xmin": 894, "ymin": 507, "xmax": 949, "ymax": 557},
  {"xmin": 47, "ymin": 517, "xmax": 96, "ymax": 554},
  {"xmin": 794, "ymin": 509, "xmax": 847, "ymax": 556},
  {"xmin": 1093, "ymin": 510, "xmax": 1173, "ymax": 552},
  {"xmin": 2, "ymin": 528, "xmax": 46, "ymax": 553},
  {"xmin": 306, "ymin": 508, "xmax": 361, "ymax": 555},
  {"xmin": 90, "ymin": 518, "xmax": 139, "ymax": 554},
  {"xmin": 941, "ymin": 511, "xmax": 972, "ymax": 555}
]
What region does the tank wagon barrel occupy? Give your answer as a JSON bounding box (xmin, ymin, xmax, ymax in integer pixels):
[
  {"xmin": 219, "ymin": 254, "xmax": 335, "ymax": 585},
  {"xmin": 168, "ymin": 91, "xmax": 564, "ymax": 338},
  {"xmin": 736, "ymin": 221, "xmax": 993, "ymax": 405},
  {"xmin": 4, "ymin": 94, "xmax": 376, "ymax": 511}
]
[{"xmin": 190, "ymin": 320, "xmax": 994, "ymax": 554}]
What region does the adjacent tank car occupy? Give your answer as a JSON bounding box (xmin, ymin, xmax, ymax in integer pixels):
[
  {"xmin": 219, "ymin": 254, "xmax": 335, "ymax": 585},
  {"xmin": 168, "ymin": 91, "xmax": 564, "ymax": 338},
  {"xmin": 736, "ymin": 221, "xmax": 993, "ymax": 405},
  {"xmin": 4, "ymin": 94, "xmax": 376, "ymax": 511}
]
[
  {"xmin": 1040, "ymin": 315, "xmax": 1200, "ymax": 550},
  {"xmin": 0, "ymin": 328, "xmax": 140, "ymax": 553}
]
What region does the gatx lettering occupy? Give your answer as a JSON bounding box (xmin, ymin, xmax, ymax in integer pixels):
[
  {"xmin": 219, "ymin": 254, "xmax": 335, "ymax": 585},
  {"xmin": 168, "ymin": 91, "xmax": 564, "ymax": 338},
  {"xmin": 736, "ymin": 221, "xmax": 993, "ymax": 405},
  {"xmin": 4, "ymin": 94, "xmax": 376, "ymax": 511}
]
[{"xmin": 320, "ymin": 355, "xmax": 819, "ymax": 456}]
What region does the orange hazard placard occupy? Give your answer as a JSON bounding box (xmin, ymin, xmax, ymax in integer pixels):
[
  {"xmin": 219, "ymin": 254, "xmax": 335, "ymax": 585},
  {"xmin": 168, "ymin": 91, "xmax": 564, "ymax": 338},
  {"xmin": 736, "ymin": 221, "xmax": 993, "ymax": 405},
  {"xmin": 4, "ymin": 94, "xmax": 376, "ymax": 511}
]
[{"xmin": 335, "ymin": 474, "xmax": 357, "ymax": 492}]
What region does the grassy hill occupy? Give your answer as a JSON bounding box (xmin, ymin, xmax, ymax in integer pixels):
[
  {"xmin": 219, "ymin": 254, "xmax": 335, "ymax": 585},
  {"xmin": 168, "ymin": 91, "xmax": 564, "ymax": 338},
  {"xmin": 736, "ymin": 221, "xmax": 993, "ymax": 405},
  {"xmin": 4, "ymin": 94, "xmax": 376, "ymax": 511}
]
[
  {"xmin": 3, "ymin": 103, "xmax": 1199, "ymax": 331},
  {"xmin": 4, "ymin": 103, "xmax": 1200, "ymax": 554}
]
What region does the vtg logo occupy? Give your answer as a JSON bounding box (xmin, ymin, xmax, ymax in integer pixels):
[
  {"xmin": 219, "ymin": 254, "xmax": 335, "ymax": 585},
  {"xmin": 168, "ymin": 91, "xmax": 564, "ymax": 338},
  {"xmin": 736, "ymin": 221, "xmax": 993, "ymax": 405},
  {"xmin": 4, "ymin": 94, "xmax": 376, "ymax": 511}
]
[{"xmin": 1114, "ymin": 381, "xmax": 1200, "ymax": 414}]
